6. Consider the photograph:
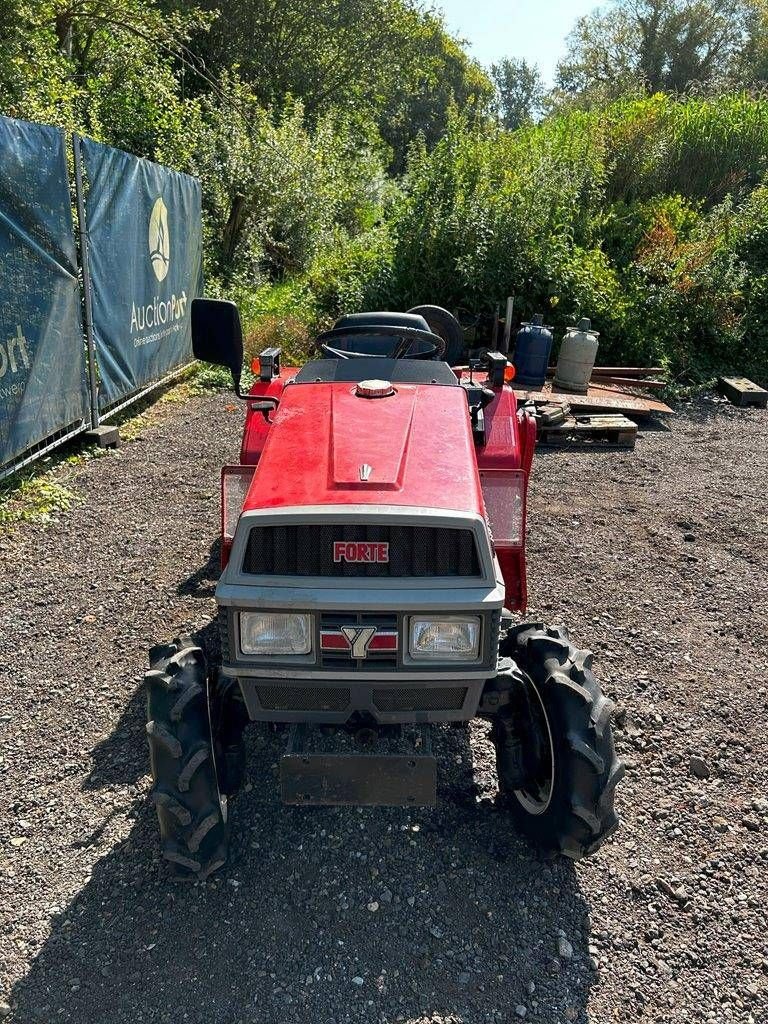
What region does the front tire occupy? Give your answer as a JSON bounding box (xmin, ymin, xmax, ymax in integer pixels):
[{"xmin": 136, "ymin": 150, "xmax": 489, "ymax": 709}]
[
  {"xmin": 145, "ymin": 638, "xmax": 229, "ymax": 879},
  {"xmin": 494, "ymin": 623, "xmax": 624, "ymax": 859}
]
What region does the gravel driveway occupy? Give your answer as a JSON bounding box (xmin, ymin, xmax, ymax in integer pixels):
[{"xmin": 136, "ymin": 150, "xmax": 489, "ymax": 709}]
[{"xmin": 1, "ymin": 391, "xmax": 767, "ymax": 1024}]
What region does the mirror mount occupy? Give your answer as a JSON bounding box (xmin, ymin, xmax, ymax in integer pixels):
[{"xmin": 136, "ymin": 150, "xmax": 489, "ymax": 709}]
[
  {"xmin": 190, "ymin": 299, "xmax": 282, "ymax": 416},
  {"xmin": 250, "ymin": 397, "xmax": 279, "ymax": 422}
]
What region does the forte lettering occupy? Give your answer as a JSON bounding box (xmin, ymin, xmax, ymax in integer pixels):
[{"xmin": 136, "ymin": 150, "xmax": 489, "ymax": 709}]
[{"xmin": 333, "ymin": 541, "xmax": 390, "ymax": 563}]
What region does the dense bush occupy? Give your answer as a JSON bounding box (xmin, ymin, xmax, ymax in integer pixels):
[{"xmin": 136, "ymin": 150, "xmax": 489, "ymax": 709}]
[
  {"xmin": 382, "ymin": 113, "xmax": 609, "ymax": 317},
  {"xmin": 603, "ymin": 93, "xmax": 768, "ymax": 206},
  {"xmin": 191, "ymin": 81, "xmax": 387, "ymax": 286},
  {"xmin": 310, "ymin": 95, "xmax": 768, "ymax": 383},
  {"xmin": 308, "ymin": 226, "xmax": 396, "ymax": 320}
]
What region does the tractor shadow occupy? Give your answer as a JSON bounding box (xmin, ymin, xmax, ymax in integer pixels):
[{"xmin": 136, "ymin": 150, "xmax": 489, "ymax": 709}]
[
  {"xmin": 11, "ymin": 724, "xmax": 596, "ymax": 1024},
  {"xmin": 176, "ymin": 537, "xmax": 222, "ymax": 599},
  {"xmin": 82, "ymin": 620, "xmax": 222, "ymax": 793}
]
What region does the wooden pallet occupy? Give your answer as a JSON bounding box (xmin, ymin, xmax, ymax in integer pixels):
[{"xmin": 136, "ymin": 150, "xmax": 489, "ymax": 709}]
[
  {"xmin": 718, "ymin": 376, "xmax": 768, "ymax": 408},
  {"xmin": 591, "ymin": 375, "xmax": 668, "ymax": 391},
  {"xmin": 538, "ymin": 414, "xmax": 638, "ymax": 450},
  {"xmin": 513, "ymin": 384, "xmax": 673, "ymax": 418}
]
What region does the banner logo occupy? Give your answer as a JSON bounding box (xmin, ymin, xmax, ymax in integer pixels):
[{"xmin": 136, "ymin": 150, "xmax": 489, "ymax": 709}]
[
  {"xmin": 149, "ymin": 197, "xmax": 170, "ymax": 282},
  {"xmin": 0, "ymin": 326, "xmax": 30, "ymax": 380}
]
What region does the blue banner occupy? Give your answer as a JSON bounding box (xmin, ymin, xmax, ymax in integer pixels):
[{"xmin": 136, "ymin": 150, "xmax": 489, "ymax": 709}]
[
  {"xmin": 0, "ymin": 116, "xmax": 88, "ymax": 470},
  {"xmin": 78, "ymin": 138, "xmax": 203, "ymax": 408}
]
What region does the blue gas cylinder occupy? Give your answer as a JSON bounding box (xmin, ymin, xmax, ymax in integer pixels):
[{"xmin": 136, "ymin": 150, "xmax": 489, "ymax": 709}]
[{"xmin": 513, "ymin": 314, "xmax": 553, "ymax": 389}]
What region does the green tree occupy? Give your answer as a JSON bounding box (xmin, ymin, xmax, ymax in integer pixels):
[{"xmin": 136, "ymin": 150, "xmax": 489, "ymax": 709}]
[
  {"xmin": 185, "ymin": 0, "xmax": 492, "ymax": 169},
  {"xmin": 12, "ymin": 1, "xmax": 209, "ymax": 78},
  {"xmin": 191, "ymin": 0, "xmax": 408, "ymax": 114},
  {"xmin": 490, "ymin": 58, "xmax": 545, "ymax": 130},
  {"xmin": 556, "ymin": 0, "xmax": 758, "ymax": 99},
  {"xmin": 0, "ymin": 0, "xmax": 209, "ymax": 157},
  {"xmin": 379, "ymin": 9, "xmax": 492, "ymax": 171},
  {"xmin": 739, "ymin": 0, "xmax": 768, "ymax": 80},
  {"xmin": 191, "ymin": 77, "xmax": 386, "ymax": 283}
]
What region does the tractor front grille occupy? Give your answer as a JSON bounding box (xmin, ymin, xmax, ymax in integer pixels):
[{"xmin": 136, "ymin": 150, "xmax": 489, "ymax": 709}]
[
  {"xmin": 242, "ymin": 523, "xmax": 480, "ymax": 578},
  {"xmin": 372, "ymin": 687, "xmax": 468, "ymax": 712},
  {"xmin": 256, "ymin": 686, "xmax": 351, "ymax": 712},
  {"xmin": 253, "ymin": 684, "xmax": 467, "ymax": 715}
]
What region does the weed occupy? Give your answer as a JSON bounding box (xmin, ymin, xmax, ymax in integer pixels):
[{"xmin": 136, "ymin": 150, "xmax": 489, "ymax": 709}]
[{"xmin": 0, "ymin": 472, "xmax": 79, "ymax": 528}]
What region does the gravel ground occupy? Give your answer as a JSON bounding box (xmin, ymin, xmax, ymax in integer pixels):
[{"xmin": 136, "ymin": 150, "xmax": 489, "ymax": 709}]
[{"xmin": 1, "ymin": 390, "xmax": 767, "ymax": 1024}]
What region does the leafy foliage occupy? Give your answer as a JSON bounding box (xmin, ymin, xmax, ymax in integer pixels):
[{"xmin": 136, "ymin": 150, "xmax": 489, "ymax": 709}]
[
  {"xmin": 556, "ymin": 0, "xmax": 759, "ymax": 100},
  {"xmin": 0, "ymin": 471, "xmax": 78, "ymax": 526},
  {"xmin": 603, "ymin": 93, "xmax": 768, "ymax": 205},
  {"xmin": 189, "ymin": 0, "xmax": 492, "ymax": 171},
  {"xmin": 190, "ymin": 78, "xmax": 386, "ymax": 284},
  {"xmin": 315, "ymin": 95, "xmax": 768, "ymax": 383},
  {"xmin": 0, "ymin": 0, "xmax": 209, "ymax": 158},
  {"xmin": 2, "ymin": 1, "xmax": 768, "ymax": 388}
]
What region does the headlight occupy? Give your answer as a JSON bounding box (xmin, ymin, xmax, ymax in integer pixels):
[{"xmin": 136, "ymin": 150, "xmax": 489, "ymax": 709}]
[
  {"xmin": 409, "ymin": 617, "xmax": 481, "ymax": 661},
  {"xmin": 239, "ymin": 612, "xmax": 312, "ymax": 655}
]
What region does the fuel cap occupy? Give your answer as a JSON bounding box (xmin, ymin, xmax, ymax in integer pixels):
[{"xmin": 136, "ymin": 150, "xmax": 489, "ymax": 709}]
[{"xmin": 355, "ymin": 379, "xmax": 395, "ymax": 398}]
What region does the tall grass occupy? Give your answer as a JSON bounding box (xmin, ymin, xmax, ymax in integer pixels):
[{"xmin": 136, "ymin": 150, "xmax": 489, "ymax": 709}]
[{"xmin": 605, "ymin": 93, "xmax": 768, "ymax": 205}]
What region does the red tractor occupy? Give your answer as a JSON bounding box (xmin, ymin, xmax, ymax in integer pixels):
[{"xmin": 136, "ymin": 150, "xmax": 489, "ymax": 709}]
[{"xmin": 145, "ymin": 303, "xmax": 623, "ymax": 879}]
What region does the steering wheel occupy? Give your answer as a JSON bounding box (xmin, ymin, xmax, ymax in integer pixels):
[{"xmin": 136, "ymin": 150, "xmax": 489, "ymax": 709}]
[{"xmin": 316, "ymin": 324, "xmax": 446, "ymax": 361}]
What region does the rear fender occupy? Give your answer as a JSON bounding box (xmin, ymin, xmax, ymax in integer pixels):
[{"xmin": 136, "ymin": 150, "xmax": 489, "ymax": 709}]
[{"xmin": 476, "ymin": 391, "xmax": 535, "ymax": 613}]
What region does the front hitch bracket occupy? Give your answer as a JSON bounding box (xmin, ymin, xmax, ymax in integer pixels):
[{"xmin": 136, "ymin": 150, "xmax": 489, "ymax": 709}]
[{"xmin": 280, "ymin": 723, "xmax": 436, "ymax": 807}]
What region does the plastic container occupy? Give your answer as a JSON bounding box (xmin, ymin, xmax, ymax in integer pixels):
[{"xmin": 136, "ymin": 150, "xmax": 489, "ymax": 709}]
[
  {"xmin": 512, "ymin": 314, "xmax": 553, "ymax": 389},
  {"xmin": 553, "ymin": 318, "xmax": 600, "ymax": 395}
]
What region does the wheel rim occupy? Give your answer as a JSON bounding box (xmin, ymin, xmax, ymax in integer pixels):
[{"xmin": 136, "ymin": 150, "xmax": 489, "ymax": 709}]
[{"xmin": 514, "ymin": 676, "xmax": 555, "ymax": 815}]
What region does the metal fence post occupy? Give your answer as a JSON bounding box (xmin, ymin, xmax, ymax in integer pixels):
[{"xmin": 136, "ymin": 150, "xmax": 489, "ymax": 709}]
[
  {"xmin": 503, "ymin": 295, "xmax": 514, "ymax": 355},
  {"xmin": 72, "ymin": 134, "xmax": 100, "ymax": 430}
]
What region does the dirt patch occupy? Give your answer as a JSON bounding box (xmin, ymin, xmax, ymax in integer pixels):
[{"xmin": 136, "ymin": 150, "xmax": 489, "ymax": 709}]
[{"xmin": 1, "ymin": 390, "xmax": 766, "ymax": 1023}]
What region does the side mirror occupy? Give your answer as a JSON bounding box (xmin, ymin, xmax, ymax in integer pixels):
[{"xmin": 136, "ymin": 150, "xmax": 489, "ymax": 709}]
[{"xmin": 191, "ymin": 298, "xmax": 244, "ymax": 393}]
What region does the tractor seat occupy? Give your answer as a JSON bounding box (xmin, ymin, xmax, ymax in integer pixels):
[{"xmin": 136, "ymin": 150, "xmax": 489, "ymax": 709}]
[{"xmin": 334, "ymin": 312, "xmax": 431, "ymax": 333}]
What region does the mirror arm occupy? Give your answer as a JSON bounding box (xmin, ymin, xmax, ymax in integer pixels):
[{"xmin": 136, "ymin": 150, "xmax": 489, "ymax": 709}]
[{"xmin": 230, "ymin": 371, "xmax": 279, "ymax": 420}]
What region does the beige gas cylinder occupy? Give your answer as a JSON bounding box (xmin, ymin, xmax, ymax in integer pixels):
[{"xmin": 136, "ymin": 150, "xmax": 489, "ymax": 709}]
[{"xmin": 553, "ymin": 318, "xmax": 600, "ymax": 394}]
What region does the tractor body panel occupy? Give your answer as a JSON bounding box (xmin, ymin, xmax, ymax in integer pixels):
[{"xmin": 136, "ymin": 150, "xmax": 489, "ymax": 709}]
[
  {"xmin": 217, "ymin": 346, "xmax": 533, "ymax": 725},
  {"xmin": 239, "ymin": 367, "xmax": 299, "ymax": 465},
  {"xmin": 240, "ymin": 380, "xmax": 495, "ymax": 515}
]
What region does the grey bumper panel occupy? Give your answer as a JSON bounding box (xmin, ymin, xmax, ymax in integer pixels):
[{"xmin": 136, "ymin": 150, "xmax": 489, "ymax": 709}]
[{"xmin": 237, "ymin": 675, "xmax": 486, "ymax": 724}]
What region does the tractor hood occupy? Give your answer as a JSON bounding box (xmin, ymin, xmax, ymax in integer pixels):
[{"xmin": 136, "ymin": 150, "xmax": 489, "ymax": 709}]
[{"xmin": 241, "ymin": 381, "xmax": 485, "ymax": 516}]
